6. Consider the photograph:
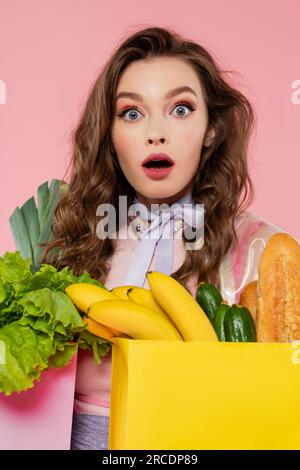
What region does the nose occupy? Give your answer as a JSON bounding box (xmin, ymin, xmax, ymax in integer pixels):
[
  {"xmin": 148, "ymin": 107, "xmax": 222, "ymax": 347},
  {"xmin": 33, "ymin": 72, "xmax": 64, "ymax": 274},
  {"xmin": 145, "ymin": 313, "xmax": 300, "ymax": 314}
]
[
  {"xmin": 146, "ymin": 114, "xmax": 168, "ymax": 145},
  {"xmin": 147, "ymin": 136, "xmax": 166, "ymax": 144}
]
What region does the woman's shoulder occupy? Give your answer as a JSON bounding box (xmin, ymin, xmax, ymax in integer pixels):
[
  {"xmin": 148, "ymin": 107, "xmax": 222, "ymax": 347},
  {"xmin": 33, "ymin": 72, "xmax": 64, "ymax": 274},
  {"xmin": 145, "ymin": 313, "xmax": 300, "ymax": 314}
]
[
  {"xmin": 219, "ymin": 210, "xmax": 300, "ymax": 304},
  {"xmin": 235, "ymin": 210, "xmax": 300, "ymax": 245}
]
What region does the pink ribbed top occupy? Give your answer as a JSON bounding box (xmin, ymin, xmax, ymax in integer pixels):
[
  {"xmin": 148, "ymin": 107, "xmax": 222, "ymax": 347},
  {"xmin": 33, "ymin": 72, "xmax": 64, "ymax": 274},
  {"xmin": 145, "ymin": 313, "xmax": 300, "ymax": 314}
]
[{"xmin": 74, "ymin": 210, "xmax": 298, "ymax": 416}]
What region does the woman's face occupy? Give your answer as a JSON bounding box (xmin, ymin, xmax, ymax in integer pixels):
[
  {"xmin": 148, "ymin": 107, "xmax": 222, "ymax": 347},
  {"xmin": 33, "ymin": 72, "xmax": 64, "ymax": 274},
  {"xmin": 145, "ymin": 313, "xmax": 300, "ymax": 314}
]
[{"xmin": 111, "ymin": 56, "xmax": 214, "ymax": 207}]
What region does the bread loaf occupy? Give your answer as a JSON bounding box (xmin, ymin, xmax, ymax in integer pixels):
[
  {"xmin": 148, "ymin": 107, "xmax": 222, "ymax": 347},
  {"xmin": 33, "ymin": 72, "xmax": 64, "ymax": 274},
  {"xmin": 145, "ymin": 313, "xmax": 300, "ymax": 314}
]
[
  {"xmin": 239, "ymin": 280, "xmax": 258, "ymax": 325},
  {"xmin": 257, "ymin": 233, "xmax": 300, "ymax": 342}
]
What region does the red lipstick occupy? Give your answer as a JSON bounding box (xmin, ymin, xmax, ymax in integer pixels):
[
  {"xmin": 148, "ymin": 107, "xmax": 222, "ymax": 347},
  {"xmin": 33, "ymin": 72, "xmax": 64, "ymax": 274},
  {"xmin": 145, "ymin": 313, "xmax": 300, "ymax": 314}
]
[{"xmin": 141, "ymin": 153, "xmax": 175, "ymax": 180}]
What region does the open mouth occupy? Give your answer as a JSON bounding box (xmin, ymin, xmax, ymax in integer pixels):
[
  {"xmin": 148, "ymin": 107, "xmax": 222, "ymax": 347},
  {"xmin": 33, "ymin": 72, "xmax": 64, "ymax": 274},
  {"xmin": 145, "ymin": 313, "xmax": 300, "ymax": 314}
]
[{"xmin": 143, "ymin": 159, "xmax": 173, "ymax": 169}]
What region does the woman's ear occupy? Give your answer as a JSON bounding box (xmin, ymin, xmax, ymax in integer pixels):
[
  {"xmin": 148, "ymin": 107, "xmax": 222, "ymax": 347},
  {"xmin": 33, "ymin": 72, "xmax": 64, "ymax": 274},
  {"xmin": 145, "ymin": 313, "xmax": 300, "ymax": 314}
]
[{"xmin": 203, "ymin": 125, "xmax": 215, "ymax": 148}]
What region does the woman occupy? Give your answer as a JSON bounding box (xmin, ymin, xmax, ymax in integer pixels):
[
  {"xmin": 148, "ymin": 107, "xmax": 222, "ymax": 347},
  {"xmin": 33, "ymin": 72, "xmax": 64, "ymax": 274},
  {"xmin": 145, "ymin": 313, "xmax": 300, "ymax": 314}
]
[{"xmin": 40, "ymin": 26, "xmax": 298, "ymax": 450}]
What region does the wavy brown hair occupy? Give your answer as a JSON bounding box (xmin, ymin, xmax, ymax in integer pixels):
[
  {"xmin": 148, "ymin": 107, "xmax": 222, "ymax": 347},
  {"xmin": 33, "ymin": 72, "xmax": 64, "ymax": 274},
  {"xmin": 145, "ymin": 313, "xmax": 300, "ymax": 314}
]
[{"xmin": 40, "ymin": 25, "xmax": 255, "ymax": 292}]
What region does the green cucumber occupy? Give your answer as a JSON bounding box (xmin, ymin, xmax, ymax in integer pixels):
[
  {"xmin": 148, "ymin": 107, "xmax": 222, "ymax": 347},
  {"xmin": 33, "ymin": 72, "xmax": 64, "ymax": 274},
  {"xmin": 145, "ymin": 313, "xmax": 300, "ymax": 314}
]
[
  {"xmin": 224, "ymin": 304, "xmax": 256, "ymax": 342},
  {"xmin": 195, "ymin": 282, "xmax": 223, "ymax": 324},
  {"xmin": 213, "ymin": 303, "xmax": 231, "ymax": 341}
]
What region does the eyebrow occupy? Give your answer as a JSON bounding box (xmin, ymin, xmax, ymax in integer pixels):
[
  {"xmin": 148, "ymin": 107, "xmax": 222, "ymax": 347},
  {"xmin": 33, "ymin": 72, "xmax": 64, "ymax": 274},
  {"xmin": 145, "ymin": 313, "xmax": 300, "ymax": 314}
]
[{"xmin": 115, "ymin": 86, "xmax": 197, "ymax": 102}]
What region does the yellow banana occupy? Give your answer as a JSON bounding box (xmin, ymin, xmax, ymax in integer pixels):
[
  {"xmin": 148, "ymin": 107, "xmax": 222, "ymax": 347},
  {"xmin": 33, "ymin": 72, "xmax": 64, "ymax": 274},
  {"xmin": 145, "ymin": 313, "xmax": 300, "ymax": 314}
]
[
  {"xmin": 65, "ymin": 283, "xmax": 117, "ymax": 313},
  {"xmin": 83, "ymin": 316, "xmax": 115, "ymax": 341},
  {"xmin": 65, "ymin": 283, "xmax": 121, "ymax": 336},
  {"xmin": 83, "ymin": 316, "xmax": 130, "ymax": 343},
  {"xmin": 87, "ymin": 299, "xmax": 183, "ymax": 341},
  {"xmin": 146, "ymin": 271, "xmax": 218, "ymax": 341},
  {"xmin": 110, "ymin": 285, "xmax": 136, "ymax": 300},
  {"xmin": 127, "ymin": 287, "xmax": 173, "ymax": 321}
]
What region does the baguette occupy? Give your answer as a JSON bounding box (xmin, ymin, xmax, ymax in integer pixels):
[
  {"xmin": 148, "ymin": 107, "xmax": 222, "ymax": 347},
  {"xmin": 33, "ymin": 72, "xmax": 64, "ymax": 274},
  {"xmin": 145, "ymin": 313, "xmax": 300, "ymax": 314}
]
[{"xmin": 257, "ymin": 233, "xmax": 300, "ymax": 342}]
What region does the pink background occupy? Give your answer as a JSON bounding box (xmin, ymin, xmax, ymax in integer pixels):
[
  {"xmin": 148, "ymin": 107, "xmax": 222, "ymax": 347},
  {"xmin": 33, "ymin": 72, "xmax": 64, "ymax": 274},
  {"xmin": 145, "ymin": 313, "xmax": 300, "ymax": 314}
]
[{"xmin": 0, "ymin": 0, "xmax": 299, "ymax": 253}]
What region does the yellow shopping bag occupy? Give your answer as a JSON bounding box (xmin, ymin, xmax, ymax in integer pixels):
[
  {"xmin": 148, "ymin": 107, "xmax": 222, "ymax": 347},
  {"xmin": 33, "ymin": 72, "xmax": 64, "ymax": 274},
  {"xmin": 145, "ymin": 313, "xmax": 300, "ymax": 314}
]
[{"xmin": 109, "ymin": 338, "xmax": 300, "ymax": 450}]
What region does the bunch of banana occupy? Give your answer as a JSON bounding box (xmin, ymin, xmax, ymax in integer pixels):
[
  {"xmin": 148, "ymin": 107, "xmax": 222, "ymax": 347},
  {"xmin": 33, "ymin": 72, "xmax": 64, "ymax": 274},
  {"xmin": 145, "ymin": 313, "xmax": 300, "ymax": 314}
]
[
  {"xmin": 65, "ymin": 282, "xmax": 181, "ymax": 341},
  {"xmin": 65, "ymin": 272, "xmax": 218, "ymax": 342}
]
